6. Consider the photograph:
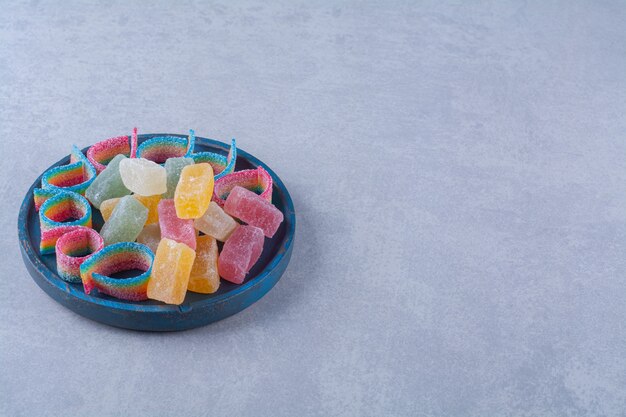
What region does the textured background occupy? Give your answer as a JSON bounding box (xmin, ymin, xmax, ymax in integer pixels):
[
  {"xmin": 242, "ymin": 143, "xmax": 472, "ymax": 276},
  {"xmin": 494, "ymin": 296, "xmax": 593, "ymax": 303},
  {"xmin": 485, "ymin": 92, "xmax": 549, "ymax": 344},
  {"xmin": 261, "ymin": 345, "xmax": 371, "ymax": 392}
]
[{"xmin": 1, "ymin": 1, "xmax": 626, "ymax": 416}]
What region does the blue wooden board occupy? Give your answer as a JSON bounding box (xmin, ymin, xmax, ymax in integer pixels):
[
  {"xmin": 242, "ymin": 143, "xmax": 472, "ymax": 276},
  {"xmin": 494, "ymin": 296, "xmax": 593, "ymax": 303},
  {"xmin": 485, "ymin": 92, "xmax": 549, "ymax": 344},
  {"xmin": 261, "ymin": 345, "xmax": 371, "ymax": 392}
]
[{"xmin": 18, "ymin": 134, "xmax": 296, "ymax": 331}]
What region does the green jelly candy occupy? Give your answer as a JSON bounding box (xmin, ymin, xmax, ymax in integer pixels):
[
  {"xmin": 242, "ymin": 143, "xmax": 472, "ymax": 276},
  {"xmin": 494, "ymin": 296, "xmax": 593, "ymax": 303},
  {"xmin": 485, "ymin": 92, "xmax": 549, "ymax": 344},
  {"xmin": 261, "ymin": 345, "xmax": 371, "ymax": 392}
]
[
  {"xmin": 85, "ymin": 154, "xmax": 131, "ymax": 209},
  {"xmin": 100, "ymin": 195, "xmax": 149, "ymax": 245},
  {"xmin": 163, "ymin": 157, "xmax": 194, "ymax": 199}
]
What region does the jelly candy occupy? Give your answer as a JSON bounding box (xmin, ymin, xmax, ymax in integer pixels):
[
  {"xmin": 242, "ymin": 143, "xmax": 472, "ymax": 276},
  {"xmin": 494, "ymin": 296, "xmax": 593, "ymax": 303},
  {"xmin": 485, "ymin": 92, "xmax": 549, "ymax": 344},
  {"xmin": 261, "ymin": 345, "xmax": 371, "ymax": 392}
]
[
  {"xmin": 99, "ymin": 197, "xmax": 120, "ymax": 222},
  {"xmin": 119, "ymin": 158, "xmax": 167, "ymax": 196},
  {"xmin": 174, "ymin": 163, "xmax": 214, "ymax": 219},
  {"xmin": 100, "ymin": 195, "xmax": 148, "ymax": 245},
  {"xmin": 85, "ymin": 154, "xmax": 131, "ymax": 209},
  {"xmin": 136, "ymin": 224, "xmax": 160, "ymax": 254},
  {"xmin": 147, "ymin": 238, "xmax": 196, "ymax": 305},
  {"xmin": 224, "ymin": 186, "xmax": 283, "ymax": 238},
  {"xmin": 218, "ymin": 225, "xmax": 264, "ymax": 284},
  {"xmin": 158, "ymin": 199, "xmax": 196, "ymax": 250},
  {"xmin": 194, "ymin": 201, "xmax": 238, "ymax": 242},
  {"xmin": 188, "ymin": 235, "xmax": 220, "ymax": 294},
  {"xmin": 134, "ymin": 194, "xmax": 161, "ymax": 224},
  {"xmin": 163, "ymin": 157, "xmax": 194, "ymax": 199},
  {"xmin": 100, "ymin": 195, "xmax": 159, "ymax": 224}
]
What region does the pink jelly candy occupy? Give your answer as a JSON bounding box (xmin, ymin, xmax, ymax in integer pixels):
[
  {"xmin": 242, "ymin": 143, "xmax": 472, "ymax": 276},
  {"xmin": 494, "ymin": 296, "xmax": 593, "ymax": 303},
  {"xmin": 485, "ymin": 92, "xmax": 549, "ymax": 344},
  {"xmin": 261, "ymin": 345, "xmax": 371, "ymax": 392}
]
[
  {"xmin": 223, "ymin": 186, "xmax": 284, "ymax": 238},
  {"xmin": 218, "ymin": 225, "xmax": 265, "ymax": 284},
  {"xmin": 158, "ymin": 199, "xmax": 196, "ymax": 250}
]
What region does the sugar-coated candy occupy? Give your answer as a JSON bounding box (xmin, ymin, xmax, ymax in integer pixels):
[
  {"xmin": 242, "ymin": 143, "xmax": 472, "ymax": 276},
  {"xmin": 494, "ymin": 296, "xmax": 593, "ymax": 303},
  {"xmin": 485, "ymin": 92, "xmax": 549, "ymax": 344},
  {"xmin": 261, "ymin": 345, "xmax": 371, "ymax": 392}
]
[
  {"xmin": 39, "ymin": 190, "xmax": 92, "ymax": 254},
  {"xmin": 224, "ymin": 186, "xmax": 284, "ymax": 238},
  {"xmin": 212, "ymin": 166, "xmax": 272, "ymax": 207},
  {"xmin": 34, "ymin": 187, "xmax": 63, "ymax": 211},
  {"xmin": 130, "ymin": 127, "xmax": 138, "ymax": 158},
  {"xmin": 40, "ymin": 225, "xmax": 89, "ymax": 255},
  {"xmin": 194, "ymin": 201, "xmax": 238, "ymax": 242},
  {"xmin": 99, "ymin": 197, "xmax": 120, "ymax": 221},
  {"xmin": 100, "ymin": 195, "xmax": 160, "ymax": 224},
  {"xmin": 80, "ymin": 242, "xmax": 154, "ymax": 301},
  {"xmin": 158, "ymin": 199, "xmax": 196, "ymax": 250},
  {"xmin": 192, "ymin": 138, "xmax": 237, "ymax": 180},
  {"xmin": 87, "ymin": 134, "xmax": 134, "ymax": 174},
  {"xmin": 85, "ymin": 154, "xmax": 131, "ymax": 209},
  {"xmin": 41, "ymin": 145, "xmax": 97, "ymax": 197},
  {"xmin": 134, "ymin": 194, "xmax": 161, "ymax": 224},
  {"xmin": 136, "ymin": 224, "xmax": 160, "ymax": 253},
  {"xmin": 55, "ymin": 227, "xmax": 103, "ymax": 283},
  {"xmin": 188, "ymin": 235, "xmax": 220, "ymax": 294},
  {"xmin": 174, "ymin": 163, "xmax": 214, "ymax": 219},
  {"xmin": 119, "ymin": 158, "xmax": 167, "ymax": 196},
  {"xmin": 100, "ymin": 195, "xmax": 148, "ymax": 245},
  {"xmin": 218, "ymin": 225, "xmax": 264, "ymax": 284},
  {"xmin": 163, "ymin": 157, "xmax": 194, "ymax": 199},
  {"xmin": 136, "ymin": 131, "xmax": 194, "ymax": 163},
  {"xmin": 147, "ymin": 238, "xmax": 196, "ymax": 305}
]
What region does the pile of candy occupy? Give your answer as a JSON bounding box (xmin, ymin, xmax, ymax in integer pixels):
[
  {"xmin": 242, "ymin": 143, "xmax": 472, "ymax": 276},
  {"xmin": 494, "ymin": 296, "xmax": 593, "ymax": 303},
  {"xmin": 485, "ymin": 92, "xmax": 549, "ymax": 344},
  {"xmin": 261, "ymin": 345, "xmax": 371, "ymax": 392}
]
[{"xmin": 34, "ymin": 129, "xmax": 284, "ymax": 305}]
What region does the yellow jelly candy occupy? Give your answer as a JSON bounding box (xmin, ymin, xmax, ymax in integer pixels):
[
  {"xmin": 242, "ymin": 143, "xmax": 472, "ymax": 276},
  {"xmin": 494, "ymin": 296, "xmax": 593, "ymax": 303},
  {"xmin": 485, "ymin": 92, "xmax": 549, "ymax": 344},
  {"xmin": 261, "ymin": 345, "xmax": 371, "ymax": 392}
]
[
  {"xmin": 174, "ymin": 163, "xmax": 214, "ymax": 219},
  {"xmin": 134, "ymin": 194, "xmax": 161, "ymax": 224},
  {"xmin": 147, "ymin": 238, "xmax": 196, "ymax": 305},
  {"xmin": 100, "ymin": 197, "xmax": 121, "ymax": 222},
  {"xmin": 188, "ymin": 235, "xmax": 220, "ymax": 294}
]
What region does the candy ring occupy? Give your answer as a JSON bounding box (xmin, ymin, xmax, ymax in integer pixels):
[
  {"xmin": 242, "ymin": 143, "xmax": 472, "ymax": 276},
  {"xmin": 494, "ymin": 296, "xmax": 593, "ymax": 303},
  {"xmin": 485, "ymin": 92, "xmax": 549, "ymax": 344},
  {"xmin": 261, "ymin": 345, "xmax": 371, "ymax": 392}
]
[
  {"xmin": 136, "ymin": 130, "xmax": 195, "ymax": 163},
  {"xmin": 212, "ymin": 166, "xmax": 273, "ymax": 207},
  {"xmin": 40, "ymin": 145, "xmax": 97, "ymax": 197},
  {"xmin": 39, "ymin": 191, "xmax": 92, "ymax": 253},
  {"xmin": 87, "ymin": 129, "xmax": 138, "ymax": 174},
  {"xmin": 55, "ymin": 227, "xmax": 104, "ymax": 283},
  {"xmin": 192, "ymin": 138, "xmax": 237, "ymax": 180},
  {"xmin": 40, "ymin": 225, "xmax": 90, "ymax": 255},
  {"xmin": 80, "ymin": 242, "xmax": 154, "ymax": 301}
]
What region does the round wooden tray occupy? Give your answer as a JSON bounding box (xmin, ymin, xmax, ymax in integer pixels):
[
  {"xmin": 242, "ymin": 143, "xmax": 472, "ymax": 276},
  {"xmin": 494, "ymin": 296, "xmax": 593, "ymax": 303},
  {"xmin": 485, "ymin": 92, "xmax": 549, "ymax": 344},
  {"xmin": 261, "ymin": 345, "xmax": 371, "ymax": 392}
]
[{"xmin": 18, "ymin": 134, "xmax": 296, "ymax": 331}]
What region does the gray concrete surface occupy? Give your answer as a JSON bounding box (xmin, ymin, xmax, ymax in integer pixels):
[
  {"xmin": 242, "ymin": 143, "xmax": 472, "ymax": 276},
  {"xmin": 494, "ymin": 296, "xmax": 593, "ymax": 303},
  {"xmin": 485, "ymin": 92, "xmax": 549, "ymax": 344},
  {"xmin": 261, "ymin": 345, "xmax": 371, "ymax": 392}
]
[{"xmin": 1, "ymin": 1, "xmax": 626, "ymax": 416}]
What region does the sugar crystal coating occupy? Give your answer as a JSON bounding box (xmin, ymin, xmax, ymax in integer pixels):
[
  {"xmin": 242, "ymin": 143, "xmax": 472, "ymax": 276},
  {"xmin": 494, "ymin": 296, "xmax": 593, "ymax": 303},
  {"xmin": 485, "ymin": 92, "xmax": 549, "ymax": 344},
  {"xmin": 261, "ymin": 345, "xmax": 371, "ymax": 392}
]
[
  {"xmin": 41, "ymin": 145, "xmax": 97, "ymax": 196},
  {"xmin": 174, "ymin": 163, "xmax": 214, "ymax": 219},
  {"xmin": 119, "ymin": 158, "xmax": 167, "ymax": 196},
  {"xmin": 212, "ymin": 166, "xmax": 272, "ymax": 207},
  {"xmin": 147, "ymin": 238, "xmax": 196, "ymax": 305},
  {"xmin": 80, "ymin": 242, "xmax": 153, "ymax": 301},
  {"xmin": 224, "ymin": 186, "xmax": 284, "ymax": 238},
  {"xmin": 134, "ymin": 194, "xmax": 161, "ymax": 224},
  {"xmin": 163, "ymin": 157, "xmax": 194, "ymax": 199},
  {"xmin": 188, "ymin": 235, "xmax": 220, "ymax": 294},
  {"xmin": 39, "ymin": 190, "xmax": 92, "ymax": 253},
  {"xmin": 136, "ymin": 224, "xmax": 161, "ymax": 254},
  {"xmin": 218, "ymin": 225, "xmax": 264, "ymax": 284},
  {"xmin": 55, "ymin": 227, "xmax": 103, "ymax": 283},
  {"xmin": 158, "ymin": 199, "xmax": 196, "ymax": 250},
  {"xmin": 194, "ymin": 201, "xmax": 238, "ymax": 242},
  {"xmin": 100, "ymin": 195, "xmax": 159, "ymax": 224},
  {"xmin": 100, "ymin": 197, "xmax": 121, "ymax": 222},
  {"xmin": 87, "ymin": 135, "xmax": 132, "ymax": 174},
  {"xmin": 100, "ymin": 195, "xmax": 148, "ymax": 245},
  {"xmin": 85, "ymin": 154, "xmax": 131, "ymax": 209}
]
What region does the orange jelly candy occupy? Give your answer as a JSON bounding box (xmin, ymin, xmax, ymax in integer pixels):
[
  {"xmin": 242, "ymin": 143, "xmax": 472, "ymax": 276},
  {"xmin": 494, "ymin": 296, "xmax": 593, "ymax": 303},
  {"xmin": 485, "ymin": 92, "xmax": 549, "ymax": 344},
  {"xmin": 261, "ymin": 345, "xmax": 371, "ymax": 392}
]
[
  {"xmin": 147, "ymin": 238, "xmax": 196, "ymax": 305},
  {"xmin": 188, "ymin": 235, "xmax": 220, "ymax": 294}
]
